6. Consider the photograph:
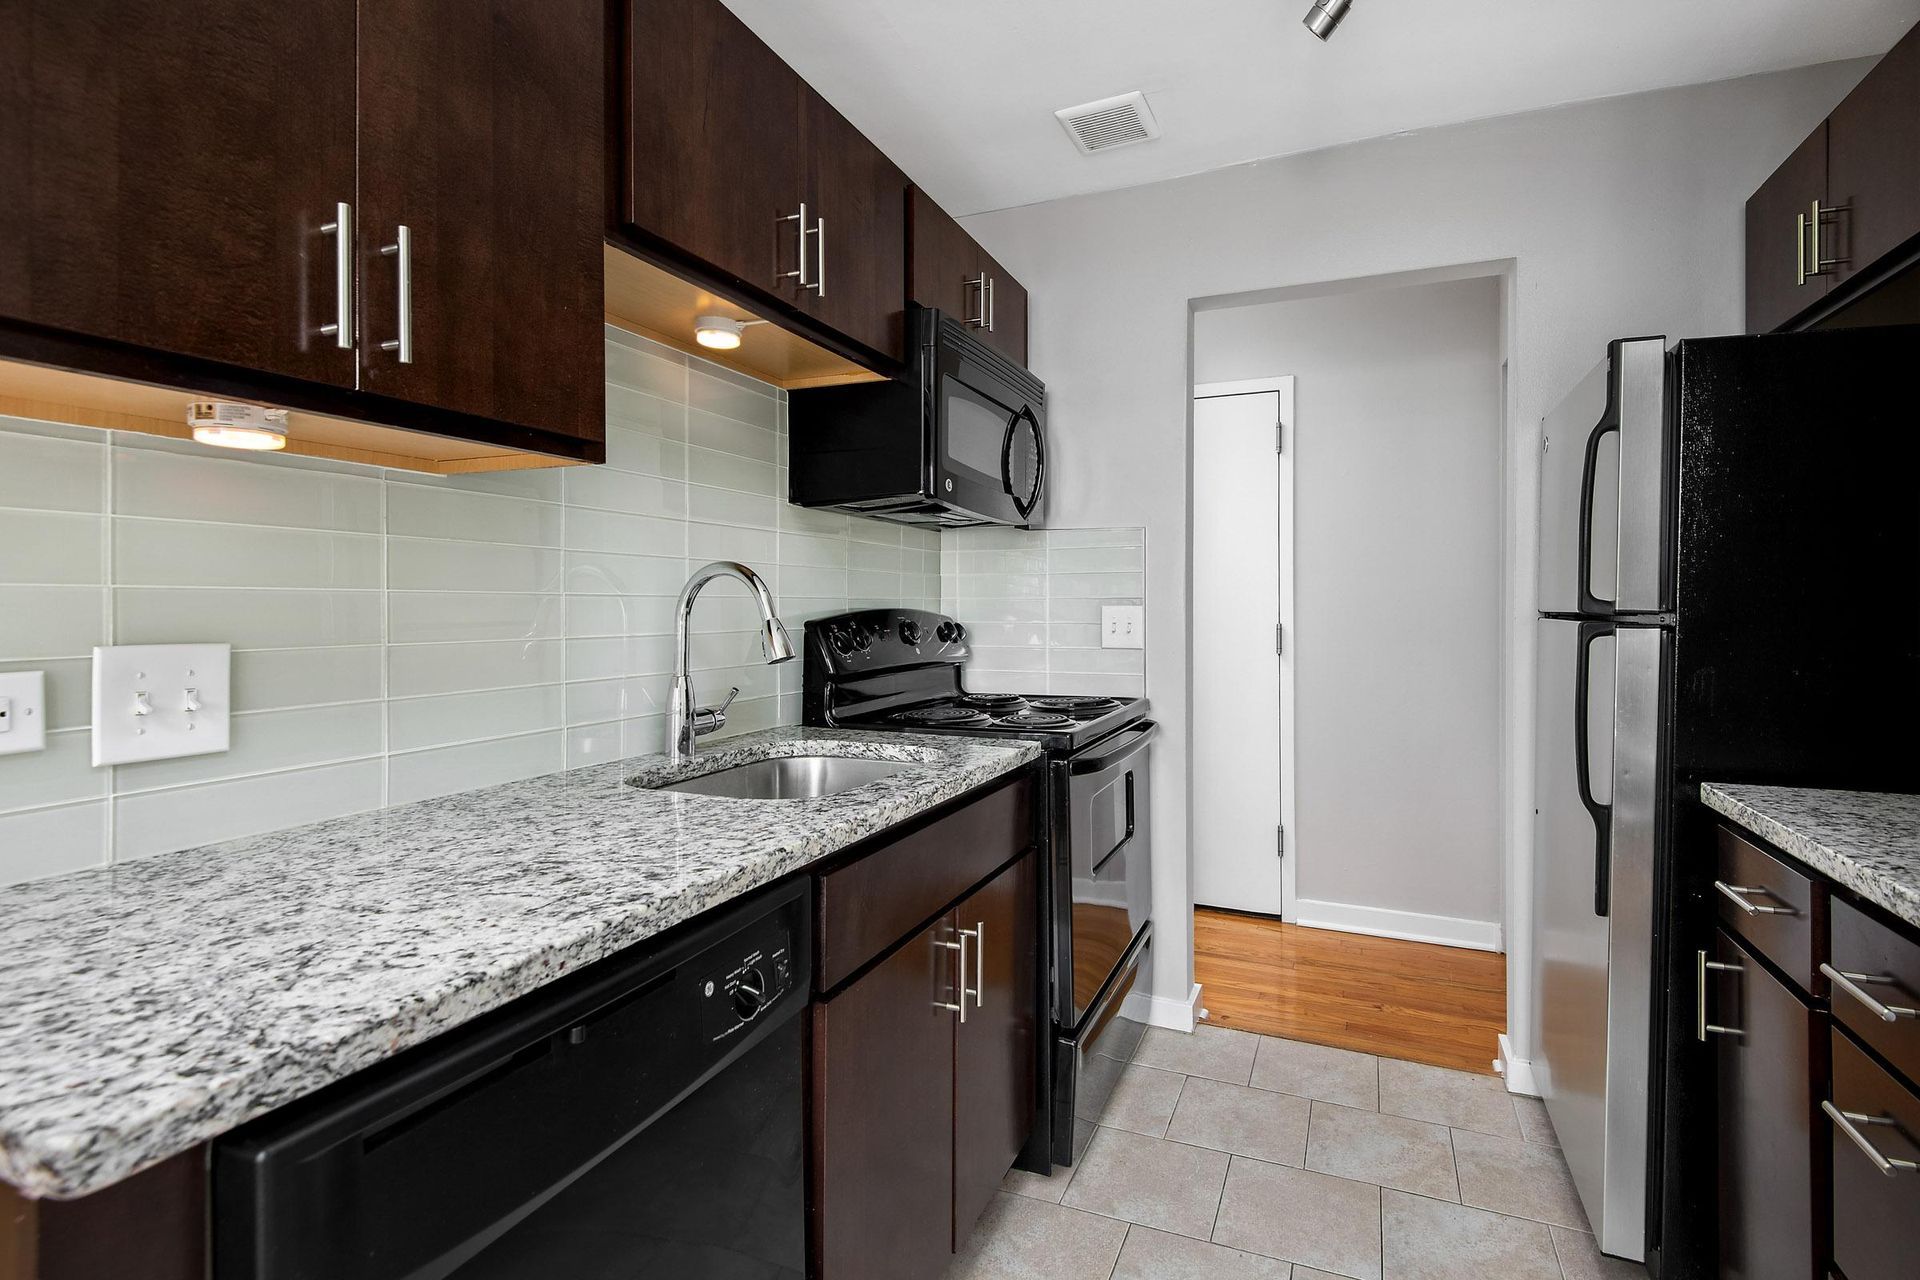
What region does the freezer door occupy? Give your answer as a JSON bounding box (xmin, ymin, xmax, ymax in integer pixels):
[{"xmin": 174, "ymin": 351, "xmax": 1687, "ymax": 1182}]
[
  {"xmin": 1533, "ymin": 618, "xmax": 1659, "ymax": 1261},
  {"xmin": 1537, "ymin": 338, "xmax": 1668, "ymax": 616}
]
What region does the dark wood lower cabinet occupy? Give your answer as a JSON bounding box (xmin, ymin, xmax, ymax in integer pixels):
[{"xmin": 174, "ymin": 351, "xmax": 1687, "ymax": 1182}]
[
  {"xmin": 1711, "ymin": 928, "xmax": 1816, "ymax": 1280},
  {"xmin": 952, "ymin": 851, "xmax": 1039, "ymax": 1248},
  {"xmin": 811, "ymin": 914, "xmax": 958, "ymax": 1280},
  {"xmin": 0, "ymin": 1148, "xmax": 204, "ymax": 1280},
  {"xmin": 1827, "ymin": 1029, "xmax": 1920, "ymax": 1280}
]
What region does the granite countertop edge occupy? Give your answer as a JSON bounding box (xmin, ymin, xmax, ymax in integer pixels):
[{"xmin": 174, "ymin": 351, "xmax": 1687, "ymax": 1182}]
[
  {"xmin": 0, "ymin": 727, "xmax": 1041, "ymax": 1200},
  {"xmin": 1700, "ymin": 782, "xmax": 1920, "ymax": 929}
]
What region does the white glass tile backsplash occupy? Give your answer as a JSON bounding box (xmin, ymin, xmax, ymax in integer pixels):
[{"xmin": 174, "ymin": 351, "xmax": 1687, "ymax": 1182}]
[
  {"xmin": 0, "ymin": 327, "xmax": 938, "ymax": 886},
  {"xmin": 940, "ymin": 526, "xmax": 1146, "ymax": 697}
]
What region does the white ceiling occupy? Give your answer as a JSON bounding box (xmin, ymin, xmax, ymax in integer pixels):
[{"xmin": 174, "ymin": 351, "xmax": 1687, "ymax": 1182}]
[{"xmin": 719, "ymin": 0, "xmax": 1917, "ymax": 216}]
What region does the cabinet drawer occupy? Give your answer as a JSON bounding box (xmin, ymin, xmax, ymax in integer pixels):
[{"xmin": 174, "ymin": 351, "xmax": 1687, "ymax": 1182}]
[
  {"xmin": 1827, "ymin": 1029, "xmax": 1920, "ymax": 1280},
  {"xmin": 1827, "ymin": 897, "xmax": 1920, "ymax": 1087},
  {"xmin": 815, "ymin": 774, "xmax": 1033, "ymax": 991},
  {"xmin": 1714, "ymin": 825, "xmax": 1818, "ymax": 989}
]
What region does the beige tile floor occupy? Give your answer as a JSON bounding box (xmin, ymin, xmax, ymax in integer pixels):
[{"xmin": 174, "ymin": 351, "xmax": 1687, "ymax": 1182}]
[{"xmin": 948, "ymin": 1025, "xmax": 1648, "ymax": 1280}]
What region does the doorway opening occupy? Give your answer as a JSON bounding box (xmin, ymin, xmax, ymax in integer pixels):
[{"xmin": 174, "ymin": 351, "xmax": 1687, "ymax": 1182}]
[{"xmin": 1187, "ymin": 263, "xmax": 1514, "ymax": 1073}]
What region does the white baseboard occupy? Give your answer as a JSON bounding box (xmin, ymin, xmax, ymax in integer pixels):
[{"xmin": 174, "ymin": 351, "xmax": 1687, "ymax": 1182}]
[
  {"xmin": 1293, "ymin": 898, "xmax": 1504, "ymax": 952},
  {"xmin": 1496, "ymin": 1033, "xmax": 1540, "ymax": 1096},
  {"xmin": 1123, "ymin": 982, "xmax": 1202, "ymax": 1032}
]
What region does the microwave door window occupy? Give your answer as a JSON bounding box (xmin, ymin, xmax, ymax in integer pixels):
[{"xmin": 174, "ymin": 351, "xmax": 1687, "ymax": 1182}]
[{"xmin": 944, "ymin": 378, "xmax": 1015, "ymax": 491}]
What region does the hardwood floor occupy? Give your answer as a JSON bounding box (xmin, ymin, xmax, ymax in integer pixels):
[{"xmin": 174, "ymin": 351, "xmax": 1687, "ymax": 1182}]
[{"xmin": 1193, "ymin": 909, "xmax": 1507, "ymax": 1075}]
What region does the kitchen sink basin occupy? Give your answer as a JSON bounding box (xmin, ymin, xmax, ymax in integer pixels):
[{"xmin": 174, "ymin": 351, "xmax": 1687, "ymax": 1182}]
[{"xmin": 651, "ymin": 755, "xmax": 911, "ymax": 800}]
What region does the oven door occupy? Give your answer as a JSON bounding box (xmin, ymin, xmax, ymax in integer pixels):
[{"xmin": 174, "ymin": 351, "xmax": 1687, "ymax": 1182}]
[
  {"xmin": 933, "ymin": 334, "xmax": 1045, "ymax": 527},
  {"xmin": 1056, "ymin": 721, "xmax": 1155, "ymax": 1028}
]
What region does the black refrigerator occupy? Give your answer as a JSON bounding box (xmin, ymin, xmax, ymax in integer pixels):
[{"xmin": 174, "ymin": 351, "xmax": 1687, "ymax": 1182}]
[{"xmin": 1530, "ymin": 326, "xmax": 1920, "ymax": 1277}]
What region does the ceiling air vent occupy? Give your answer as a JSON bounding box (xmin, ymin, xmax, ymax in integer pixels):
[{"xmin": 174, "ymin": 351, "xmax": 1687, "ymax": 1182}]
[{"xmin": 1054, "ymin": 91, "xmax": 1161, "ymax": 155}]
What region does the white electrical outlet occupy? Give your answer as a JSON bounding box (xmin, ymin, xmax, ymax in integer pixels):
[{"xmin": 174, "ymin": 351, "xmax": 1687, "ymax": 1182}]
[
  {"xmin": 91, "ymin": 644, "xmax": 232, "ymax": 766},
  {"xmin": 1101, "ymin": 605, "xmax": 1145, "ymax": 650},
  {"xmin": 0, "ymin": 671, "xmax": 47, "ymax": 756}
]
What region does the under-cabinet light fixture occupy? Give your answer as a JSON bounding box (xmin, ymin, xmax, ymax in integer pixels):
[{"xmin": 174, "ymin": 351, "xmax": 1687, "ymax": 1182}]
[
  {"xmin": 187, "ymin": 401, "xmax": 289, "ymax": 451},
  {"xmin": 694, "ymin": 315, "xmax": 768, "ymax": 351}
]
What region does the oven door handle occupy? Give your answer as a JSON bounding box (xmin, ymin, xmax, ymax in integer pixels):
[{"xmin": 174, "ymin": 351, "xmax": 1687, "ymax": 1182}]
[{"xmin": 1069, "ymin": 721, "xmax": 1156, "ymax": 776}]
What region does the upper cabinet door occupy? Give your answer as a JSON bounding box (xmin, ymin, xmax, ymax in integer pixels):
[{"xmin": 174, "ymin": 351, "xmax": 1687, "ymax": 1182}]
[
  {"xmin": 1745, "ymin": 123, "xmax": 1830, "ymax": 333},
  {"xmin": 909, "ymin": 187, "xmax": 988, "ymax": 326},
  {"xmin": 357, "ymin": 0, "xmax": 604, "ymax": 443},
  {"xmin": 0, "ymin": 0, "xmax": 357, "ymax": 387},
  {"xmin": 1828, "ymin": 22, "xmax": 1920, "ymax": 293},
  {"xmin": 801, "ymin": 89, "xmax": 908, "ymax": 361},
  {"xmin": 622, "ymin": 0, "xmax": 803, "ymax": 298},
  {"xmin": 978, "ymin": 250, "xmax": 1030, "ymax": 366}
]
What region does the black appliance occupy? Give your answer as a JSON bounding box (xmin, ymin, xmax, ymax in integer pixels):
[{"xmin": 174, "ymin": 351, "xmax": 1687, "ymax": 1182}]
[
  {"xmin": 803, "ymin": 608, "xmax": 1152, "ymax": 1169},
  {"xmin": 788, "ymin": 306, "xmax": 1045, "ymax": 528},
  {"xmin": 215, "ymin": 881, "xmax": 810, "ymax": 1280},
  {"xmin": 1531, "ymin": 326, "xmax": 1920, "ymax": 1277}
]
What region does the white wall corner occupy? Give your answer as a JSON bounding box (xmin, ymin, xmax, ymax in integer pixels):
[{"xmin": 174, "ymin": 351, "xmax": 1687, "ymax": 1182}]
[
  {"xmin": 1123, "ymin": 981, "xmax": 1203, "ymax": 1032},
  {"xmin": 1291, "ymin": 900, "xmax": 1503, "ymax": 952},
  {"xmin": 1496, "ymin": 1032, "xmax": 1539, "ymax": 1096}
]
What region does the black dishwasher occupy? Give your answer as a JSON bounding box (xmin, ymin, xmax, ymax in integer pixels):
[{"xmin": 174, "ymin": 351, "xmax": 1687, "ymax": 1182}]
[{"xmin": 216, "ymin": 880, "xmax": 809, "ymax": 1280}]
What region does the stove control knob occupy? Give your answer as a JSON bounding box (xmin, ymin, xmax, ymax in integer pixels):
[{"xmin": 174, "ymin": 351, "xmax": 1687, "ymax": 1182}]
[
  {"xmin": 899, "ymin": 619, "xmax": 924, "ymax": 646},
  {"xmin": 733, "ymin": 966, "xmax": 768, "ymax": 1021},
  {"xmin": 828, "ymin": 628, "xmax": 856, "ymax": 657},
  {"xmin": 937, "ymin": 621, "xmax": 966, "ymax": 644},
  {"xmin": 856, "ymin": 624, "xmax": 876, "ymax": 651}
]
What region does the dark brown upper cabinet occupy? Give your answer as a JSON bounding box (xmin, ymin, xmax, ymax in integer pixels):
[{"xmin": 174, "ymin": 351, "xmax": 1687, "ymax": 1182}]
[
  {"xmin": 0, "ymin": 0, "xmax": 358, "ymax": 389},
  {"xmin": 1747, "ymin": 21, "xmax": 1920, "ymax": 332},
  {"xmin": 357, "ymin": 0, "xmax": 604, "ymax": 444},
  {"xmin": 1827, "ymin": 24, "xmax": 1920, "ymax": 292},
  {"xmin": 617, "ymin": 0, "xmax": 905, "ymax": 364},
  {"xmin": 907, "ymin": 187, "xmax": 1029, "ymax": 365},
  {"xmin": 0, "ymin": 0, "xmax": 605, "ymax": 464}
]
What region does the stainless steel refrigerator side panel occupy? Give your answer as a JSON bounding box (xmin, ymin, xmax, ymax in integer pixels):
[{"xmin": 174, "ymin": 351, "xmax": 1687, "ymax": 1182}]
[
  {"xmin": 1536, "ymin": 360, "xmax": 1612, "ymax": 616},
  {"xmin": 1612, "ymin": 341, "xmax": 1670, "ymax": 614},
  {"xmin": 1596, "ymin": 622, "xmax": 1662, "ymax": 1261},
  {"xmin": 1534, "ymin": 615, "xmax": 1616, "ymax": 1237}
]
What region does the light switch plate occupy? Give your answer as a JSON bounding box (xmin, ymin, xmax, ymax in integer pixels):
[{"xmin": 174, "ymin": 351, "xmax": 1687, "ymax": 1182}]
[
  {"xmin": 1101, "ymin": 605, "xmax": 1145, "ymax": 650},
  {"xmin": 91, "ymin": 644, "xmax": 232, "ymax": 766},
  {"xmin": 0, "ymin": 671, "xmax": 47, "ymax": 756}
]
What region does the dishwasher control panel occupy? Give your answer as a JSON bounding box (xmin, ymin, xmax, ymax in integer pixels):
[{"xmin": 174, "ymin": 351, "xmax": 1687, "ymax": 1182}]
[{"xmin": 700, "ymin": 911, "xmax": 798, "ymax": 1042}]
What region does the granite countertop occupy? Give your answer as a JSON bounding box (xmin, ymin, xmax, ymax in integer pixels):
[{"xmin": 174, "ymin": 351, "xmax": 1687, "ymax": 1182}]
[
  {"xmin": 1700, "ymin": 783, "xmax": 1920, "ymax": 928},
  {"xmin": 0, "ymin": 727, "xmax": 1040, "ymax": 1200}
]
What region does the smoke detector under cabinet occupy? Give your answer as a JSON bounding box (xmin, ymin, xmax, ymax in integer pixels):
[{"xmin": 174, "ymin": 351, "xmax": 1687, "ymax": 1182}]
[{"xmin": 1055, "ymin": 91, "xmax": 1161, "ymax": 155}]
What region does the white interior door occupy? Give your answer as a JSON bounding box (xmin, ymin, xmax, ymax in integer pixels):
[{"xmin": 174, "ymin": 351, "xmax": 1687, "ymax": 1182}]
[{"xmin": 1191, "ymin": 380, "xmax": 1293, "ymax": 916}]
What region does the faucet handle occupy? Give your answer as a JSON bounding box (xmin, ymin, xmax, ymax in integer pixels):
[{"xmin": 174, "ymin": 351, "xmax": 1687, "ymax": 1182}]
[
  {"xmin": 713, "ymin": 686, "xmax": 741, "ymax": 715},
  {"xmin": 691, "ymin": 687, "xmax": 741, "ymax": 738}
]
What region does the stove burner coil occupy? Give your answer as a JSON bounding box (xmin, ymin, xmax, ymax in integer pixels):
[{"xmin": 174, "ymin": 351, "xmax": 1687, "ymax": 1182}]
[
  {"xmin": 995, "ymin": 711, "xmax": 1074, "ymax": 730},
  {"xmin": 1026, "ymin": 695, "xmax": 1122, "ymax": 719},
  {"xmin": 891, "ymin": 706, "xmax": 993, "ymax": 727},
  {"xmin": 958, "ymin": 693, "xmax": 1027, "ymax": 711}
]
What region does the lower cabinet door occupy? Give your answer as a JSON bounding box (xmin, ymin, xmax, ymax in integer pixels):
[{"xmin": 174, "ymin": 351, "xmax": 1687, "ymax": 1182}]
[
  {"xmin": 1709, "ymin": 928, "xmax": 1815, "ymax": 1280},
  {"xmin": 1827, "ymin": 1028, "xmax": 1920, "ymax": 1280},
  {"xmin": 952, "ymin": 850, "xmax": 1039, "ymax": 1247},
  {"xmin": 812, "ymin": 914, "xmax": 958, "ymax": 1280}
]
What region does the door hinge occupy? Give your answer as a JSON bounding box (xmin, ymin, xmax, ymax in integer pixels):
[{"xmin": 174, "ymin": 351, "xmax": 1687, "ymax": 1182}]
[
  {"xmin": 1275, "ymin": 420, "xmax": 1284, "ymax": 453},
  {"xmin": 1275, "ymin": 622, "xmax": 1284, "ymax": 656},
  {"xmin": 1277, "ymin": 824, "xmax": 1286, "ymax": 858}
]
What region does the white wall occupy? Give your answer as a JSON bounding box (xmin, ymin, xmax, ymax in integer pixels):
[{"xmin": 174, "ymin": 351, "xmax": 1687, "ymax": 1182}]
[
  {"xmin": 1194, "ymin": 276, "xmax": 1504, "ymax": 941},
  {"xmin": 961, "ymin": 60, "xmax": 1869, "ymax": 1053}
]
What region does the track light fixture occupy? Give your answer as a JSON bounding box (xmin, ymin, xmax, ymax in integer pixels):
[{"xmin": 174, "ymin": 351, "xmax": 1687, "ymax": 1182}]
[{"xmin": 1303, "ymin": 0, "xmax": 1353, "ymax": 40}]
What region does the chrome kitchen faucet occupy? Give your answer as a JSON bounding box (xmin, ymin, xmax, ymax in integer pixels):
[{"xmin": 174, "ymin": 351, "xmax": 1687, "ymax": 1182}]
[{"xmin": 667, "ymin": 561, "xmax": 796, "ymax": 764}]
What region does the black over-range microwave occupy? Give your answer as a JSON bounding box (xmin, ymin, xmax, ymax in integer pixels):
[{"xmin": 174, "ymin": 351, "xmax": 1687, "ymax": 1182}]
[{"xmin": 788, "ymin": 305, "xmax": 1045, "ymax": 528}]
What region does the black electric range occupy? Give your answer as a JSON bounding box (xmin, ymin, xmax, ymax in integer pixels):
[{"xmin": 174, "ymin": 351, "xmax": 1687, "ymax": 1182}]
[{"xmin": 802, "ymin": 608, "xmax": 1155, "ymax": 1171}]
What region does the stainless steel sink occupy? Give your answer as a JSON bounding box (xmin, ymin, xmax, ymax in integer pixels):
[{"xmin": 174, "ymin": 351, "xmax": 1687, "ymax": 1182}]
[{"xmin": 654, "ymin": 755, "xmax": 911, "ymax": 800}]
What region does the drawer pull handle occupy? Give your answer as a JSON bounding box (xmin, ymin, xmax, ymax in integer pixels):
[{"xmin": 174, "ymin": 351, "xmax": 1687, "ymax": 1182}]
[
  {"xmin": 1714, "ymin": 881, "xmax": 1795, "ymax": 916},
  {"xmin": 1822, "ymin": 1100, "xmax": 1919, "ymax": 1176},
  {"xmin": 1695, "ymin": 949, "xmax": 1745, "ymax": 1040},
  {"xmin": 1820, "ymin": 963, "xmax": 1919, "ymax": 1023}
]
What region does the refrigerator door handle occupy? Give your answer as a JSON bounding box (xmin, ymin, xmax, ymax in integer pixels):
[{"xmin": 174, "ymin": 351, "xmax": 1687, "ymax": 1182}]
[
  {"xmin": 1576, "ymin": 415, "xmax": 1619, "ymax": 617},
  {"xmin": 1573, "ymin": 619, "xmax": 1614, "ymax": 917}
]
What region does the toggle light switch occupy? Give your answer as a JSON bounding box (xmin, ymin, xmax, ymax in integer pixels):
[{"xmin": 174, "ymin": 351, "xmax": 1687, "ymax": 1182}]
[
  {"xmin": 0, "ymin": 671, "xmax": 47, "ymax": 756},
  {"xmin": 92, "ymin": 644, "xmax": 231, "ymax": 766}
]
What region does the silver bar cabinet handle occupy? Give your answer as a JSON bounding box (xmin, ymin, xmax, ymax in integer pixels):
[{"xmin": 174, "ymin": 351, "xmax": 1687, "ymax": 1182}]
[
  {"xmin": 1695, "ymin": 949, "xmax": 1745, "ymax": 1040},
  {"xmin": 1823, "ymin": 1100, "xmax": 1919, "ymax": 1176},
  {"xmin": 1796, "ymin": 211, "xmax": 1809, "ymax": 287},
  {"xmin": 809, "ymin": 214, "xmax": 826, "ymax": 297},
  {"xmin": 1714, "ymin": 881, "xmax": 1794, "ymax": 916},
  {"xmin": 986, "ymin": 275, "xmax": 995, "ymax": 332},
  {"xmin": 318, "ymin": 201, "xmax": 354, "ymax": 348},
  {"xmin": 778, "ymin": 204, "xmax": 809, "ymax": 288},
  {"xmin": 1810, "ymin": 199, "xmax": 1852, "ymax": 275},
  {"xmin": 936, "ymin": 931, "xmax": 967, "ymax": 1022},
  {"xmin": 964, "ymin": 274, "xmax": 988, "ymax": 327},
  {"xmin": 379, "ymin": 226, "xmax": 413, "ymax": 364},
  {"xmin": 1821, "ymin": 962, "xmax": 1920, "ymax": 1023},
  {"xmin": 966, "ymin": 920, "xmax": 985, "ymax": 1011}
]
